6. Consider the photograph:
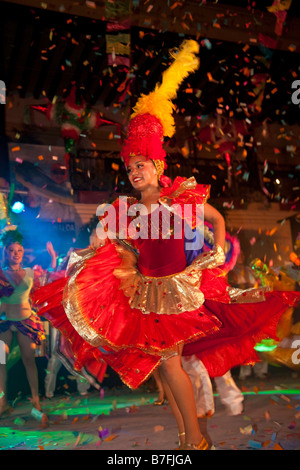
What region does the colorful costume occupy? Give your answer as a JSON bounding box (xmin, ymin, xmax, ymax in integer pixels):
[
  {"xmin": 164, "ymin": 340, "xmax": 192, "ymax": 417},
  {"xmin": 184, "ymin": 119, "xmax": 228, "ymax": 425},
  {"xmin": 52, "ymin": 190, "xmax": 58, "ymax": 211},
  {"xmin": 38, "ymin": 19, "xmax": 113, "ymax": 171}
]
[
  {"xmin": 0, "ymin": 268, "xmax": 45, "ymax": 345},
  {"xmin": 33, "ymin": 176, "xmax": 300, "ymax": 389},
  {"xmin": 33, "ymin": 39, "xmax": 300, "ymax": 390}
]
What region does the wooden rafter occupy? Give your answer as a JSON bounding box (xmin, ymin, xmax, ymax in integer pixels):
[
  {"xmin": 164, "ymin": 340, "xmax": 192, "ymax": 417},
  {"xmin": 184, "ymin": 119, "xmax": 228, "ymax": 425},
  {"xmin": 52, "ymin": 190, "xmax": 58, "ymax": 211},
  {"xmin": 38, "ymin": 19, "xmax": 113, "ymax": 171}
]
[{"xmin": 2, "ymin": 0, "xmax": 300, "ymax": 52}]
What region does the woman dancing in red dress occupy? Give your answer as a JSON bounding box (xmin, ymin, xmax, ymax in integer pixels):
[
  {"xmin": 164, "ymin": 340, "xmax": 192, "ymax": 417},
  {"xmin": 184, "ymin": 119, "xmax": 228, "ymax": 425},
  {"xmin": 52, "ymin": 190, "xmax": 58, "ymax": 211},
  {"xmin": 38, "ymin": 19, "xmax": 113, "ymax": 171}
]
[{"xmin": 33, "ymin": 40, "xmax": 300, "ymax": 449}]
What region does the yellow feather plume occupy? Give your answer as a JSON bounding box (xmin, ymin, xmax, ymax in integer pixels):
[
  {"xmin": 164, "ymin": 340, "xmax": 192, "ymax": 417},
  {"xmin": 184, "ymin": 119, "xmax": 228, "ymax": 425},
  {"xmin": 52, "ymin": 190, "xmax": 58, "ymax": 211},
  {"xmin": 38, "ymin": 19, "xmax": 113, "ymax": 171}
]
[{"xmin": 130, "ymin": 39, "xmax": 200, "ymax": 138}]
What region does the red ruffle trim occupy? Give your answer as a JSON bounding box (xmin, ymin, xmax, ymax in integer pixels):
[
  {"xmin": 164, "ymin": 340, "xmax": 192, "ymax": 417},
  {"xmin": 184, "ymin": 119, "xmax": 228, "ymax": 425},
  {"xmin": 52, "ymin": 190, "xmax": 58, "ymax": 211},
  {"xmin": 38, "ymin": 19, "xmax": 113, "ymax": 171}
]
[
  {"xmin": 33, "ymin": 277, "xmax": 107, "ymax": 384},
  {"xmin": 33, "ymin": 244, "xmax": 300, "ymax": 388},
  {"xmin": 183, "ymin": 291, "xmax": 300, "ymax": 378},
  {"xmin": 35, "ymin": 244, "xmax": 224, "ymax": 354},
  {"xmin": 160, "ymin": 176, "xmax": 210, "ymax": 205}
]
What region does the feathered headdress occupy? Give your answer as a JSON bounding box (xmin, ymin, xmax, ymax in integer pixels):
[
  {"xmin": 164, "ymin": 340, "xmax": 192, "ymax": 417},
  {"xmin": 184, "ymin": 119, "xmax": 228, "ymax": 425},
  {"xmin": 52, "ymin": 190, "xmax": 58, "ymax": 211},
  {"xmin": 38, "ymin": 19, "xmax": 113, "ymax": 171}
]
[
  {"xmin": 121, "ymin": 40, "xmax": 200, "ymax": 182},
  {"xmin": 0, "ymin": 227, "xmax": 23, "ymax": 247}
]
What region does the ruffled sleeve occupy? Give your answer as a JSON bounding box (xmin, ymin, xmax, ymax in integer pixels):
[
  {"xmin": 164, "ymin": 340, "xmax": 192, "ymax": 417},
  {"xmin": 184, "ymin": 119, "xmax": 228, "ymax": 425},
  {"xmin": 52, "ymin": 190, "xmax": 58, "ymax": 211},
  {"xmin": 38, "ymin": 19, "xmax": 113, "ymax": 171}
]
[{"xmin": 159, "ymin": 176, "xmax": 210, "ymax": 229}]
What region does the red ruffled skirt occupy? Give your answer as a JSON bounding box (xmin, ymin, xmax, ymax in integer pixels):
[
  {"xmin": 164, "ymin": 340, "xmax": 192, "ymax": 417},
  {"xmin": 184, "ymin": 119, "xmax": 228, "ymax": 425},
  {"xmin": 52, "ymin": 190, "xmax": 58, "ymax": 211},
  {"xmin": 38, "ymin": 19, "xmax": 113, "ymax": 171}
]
[{"xmin": 33, "ymin": 243, "xmax": 300, "ymax": 389}]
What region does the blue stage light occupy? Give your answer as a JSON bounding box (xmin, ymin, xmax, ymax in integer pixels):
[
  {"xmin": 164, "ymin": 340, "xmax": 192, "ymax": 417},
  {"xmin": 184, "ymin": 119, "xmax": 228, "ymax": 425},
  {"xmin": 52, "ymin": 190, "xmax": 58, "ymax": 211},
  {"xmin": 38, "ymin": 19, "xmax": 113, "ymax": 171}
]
[{"xmin": 11, "ymin": 201, "xmax": 25, "ymax": 213}]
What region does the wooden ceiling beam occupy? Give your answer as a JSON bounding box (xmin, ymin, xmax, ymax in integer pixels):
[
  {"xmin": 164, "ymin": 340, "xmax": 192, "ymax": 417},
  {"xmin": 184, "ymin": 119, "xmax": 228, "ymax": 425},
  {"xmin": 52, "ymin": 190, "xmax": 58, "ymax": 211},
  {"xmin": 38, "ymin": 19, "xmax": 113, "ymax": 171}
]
[
  {"xmin": 132, "ymin": 2, "xmax": 300, "ymax": 52},
  {"xmin": 2, "ymin": 0, "xmax": 300, "ymax": 52},
  {"xmin": 1, "ymin": 0, "xmax": 108, "ymax": 21}
]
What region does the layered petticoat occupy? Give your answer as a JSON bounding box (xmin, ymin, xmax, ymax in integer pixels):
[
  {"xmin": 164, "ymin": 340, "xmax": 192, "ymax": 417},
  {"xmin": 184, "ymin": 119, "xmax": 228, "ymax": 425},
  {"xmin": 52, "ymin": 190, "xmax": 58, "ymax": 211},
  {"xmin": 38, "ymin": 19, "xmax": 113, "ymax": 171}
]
[{"xmin": 33, "ymin": 240, "xmax": 300, "ymax": 389}]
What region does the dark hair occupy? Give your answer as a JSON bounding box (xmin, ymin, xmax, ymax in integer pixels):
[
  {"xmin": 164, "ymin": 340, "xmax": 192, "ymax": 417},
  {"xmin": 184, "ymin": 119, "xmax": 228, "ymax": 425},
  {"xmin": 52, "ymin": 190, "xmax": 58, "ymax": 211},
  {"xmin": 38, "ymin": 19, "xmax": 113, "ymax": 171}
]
[{"xmin": 0, "ymin": 228, "xmax": 24, "ymax": 248}]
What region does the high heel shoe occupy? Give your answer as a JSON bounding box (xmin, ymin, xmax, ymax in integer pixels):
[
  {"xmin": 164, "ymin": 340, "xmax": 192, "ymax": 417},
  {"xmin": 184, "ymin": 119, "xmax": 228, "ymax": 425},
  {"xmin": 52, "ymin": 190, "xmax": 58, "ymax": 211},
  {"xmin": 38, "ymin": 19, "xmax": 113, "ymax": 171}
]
[
  {"xmin": 184, "ymin": 436, "xmax": 209, "ymax": 450},
  {"xmin": 154, "ymin": 397, "xmax": 165, "ymax": 405}
]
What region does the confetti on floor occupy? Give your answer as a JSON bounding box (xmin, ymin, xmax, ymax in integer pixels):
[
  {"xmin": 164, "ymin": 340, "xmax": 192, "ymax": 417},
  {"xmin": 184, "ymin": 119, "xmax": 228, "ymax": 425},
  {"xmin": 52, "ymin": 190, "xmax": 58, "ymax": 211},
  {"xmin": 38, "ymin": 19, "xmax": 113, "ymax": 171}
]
[{"xmin": 1, "ymin": 371, "xmax": 300, "ymax": 450}]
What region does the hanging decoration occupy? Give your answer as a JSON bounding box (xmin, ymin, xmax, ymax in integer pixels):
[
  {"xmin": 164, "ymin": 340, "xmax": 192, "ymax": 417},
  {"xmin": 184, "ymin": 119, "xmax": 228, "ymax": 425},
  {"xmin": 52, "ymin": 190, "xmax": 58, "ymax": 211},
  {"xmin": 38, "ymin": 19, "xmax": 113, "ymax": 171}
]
[
  {"xmin": 105, "ymin": 30, "xmax": 132, "ymax": 106},
  {"xmin": 106, "ymin": 32, "xmax": 130, "ymax": 68},
  {"xmin": 105, "ymin": 0, "xmax": 132, "ymax": 108},
  {"xmin": 31, "ymin": 85, "xmax": 121, "ymax": 165},
  {"xmin": 267, "ymin": 0, "xmax": 292, "ymax": 36}
]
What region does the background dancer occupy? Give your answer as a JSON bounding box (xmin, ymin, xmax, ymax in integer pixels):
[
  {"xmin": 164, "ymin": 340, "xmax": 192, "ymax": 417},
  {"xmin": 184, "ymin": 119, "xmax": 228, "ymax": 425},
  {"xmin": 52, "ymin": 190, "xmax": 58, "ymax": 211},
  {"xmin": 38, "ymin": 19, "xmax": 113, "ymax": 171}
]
[{"xmin": 0, "ymin": 229, "xmax": 56, "ymax": 416}]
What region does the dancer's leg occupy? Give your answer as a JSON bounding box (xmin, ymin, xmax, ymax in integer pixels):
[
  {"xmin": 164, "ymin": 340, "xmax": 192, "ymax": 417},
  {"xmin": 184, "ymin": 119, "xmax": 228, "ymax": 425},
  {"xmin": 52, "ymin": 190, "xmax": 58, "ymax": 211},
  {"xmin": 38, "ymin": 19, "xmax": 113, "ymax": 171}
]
[
  {"xmin": 0, "ymin": 330, "xmax": 13, "ymax": 414},
  {"xmin": 159, "ymin": 354, "xmax": 204, "ymax": 447},
  {"xmin": 158, "ymin": 372, "xmax": 186, "ymax": 447},
  {"xmin": 153, "ymin": 369, "xmax": 165, "ymax": 404},
  {"xmin": 17, "ymin": 331, "xmax": 41, "ymax": 410}
]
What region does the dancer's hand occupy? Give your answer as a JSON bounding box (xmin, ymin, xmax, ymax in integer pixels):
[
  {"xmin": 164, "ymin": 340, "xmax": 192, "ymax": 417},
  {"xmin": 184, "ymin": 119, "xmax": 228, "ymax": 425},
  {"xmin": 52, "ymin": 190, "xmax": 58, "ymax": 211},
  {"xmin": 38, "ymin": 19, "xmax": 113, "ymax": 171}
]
[
  {"xmin": 46, "ymin": 241, "xmax": 57, "ymax": 269},
  {"xmin": 192, "ymin": 245, "xmax": 225, "ymax": 270}
]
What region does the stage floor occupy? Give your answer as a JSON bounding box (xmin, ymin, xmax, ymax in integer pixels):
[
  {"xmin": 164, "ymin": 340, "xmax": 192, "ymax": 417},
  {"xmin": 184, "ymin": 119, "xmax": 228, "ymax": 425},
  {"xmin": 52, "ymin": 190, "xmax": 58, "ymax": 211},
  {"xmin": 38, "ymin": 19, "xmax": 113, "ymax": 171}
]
[{"xmin": 1, "ymin": 369, "xmax": 300, "ymax": 452}]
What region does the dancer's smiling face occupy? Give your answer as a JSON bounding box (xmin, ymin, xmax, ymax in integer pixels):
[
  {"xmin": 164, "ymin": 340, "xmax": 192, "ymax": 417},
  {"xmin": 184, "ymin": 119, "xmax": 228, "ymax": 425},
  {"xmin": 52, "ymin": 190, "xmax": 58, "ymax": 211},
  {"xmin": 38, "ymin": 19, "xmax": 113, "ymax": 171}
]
[
  {"xmin": 5, "ymin": 242, "xmax": 24, "ymax": 267},
  {"xmin": 127, "ymin": 155, "xmax": 158, "ymax": 191}
]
